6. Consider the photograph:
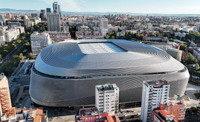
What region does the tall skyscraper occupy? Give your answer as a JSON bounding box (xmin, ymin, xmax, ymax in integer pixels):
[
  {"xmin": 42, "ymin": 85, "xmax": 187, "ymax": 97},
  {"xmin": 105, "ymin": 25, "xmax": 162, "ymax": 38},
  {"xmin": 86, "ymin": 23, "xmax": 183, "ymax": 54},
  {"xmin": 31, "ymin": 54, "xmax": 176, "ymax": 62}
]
[
  {"xmin": 46, "ymin": 8, "xmax": 51, "ymax": 14},
  {"xmin": 53, "ymin": 2, "xmax": 61, "ymax": 18},
  {"xmin": 58, "ymin": 4, "xmax": 61, "ymax": 18},
  {"xmin": 0, "ymin": 73, "xmax": 12, "ymax": 116},
  {"xmin": 53, "ymin": 2, "xmax": 58, "ymax": 13},
  {"xmin": 95, "ymin": 84, "xmax": 119, "ymax": 115},
  {"xmin": 47, "ymin": 13, "xmax": 61, "ymax": 31},
  {"xmin": 40, "ymin": 9, "xmax": 46, "ymax": 20},
  {"xmin": 141, "ymin": 80, "xmax": 170, "ymax": 122}
]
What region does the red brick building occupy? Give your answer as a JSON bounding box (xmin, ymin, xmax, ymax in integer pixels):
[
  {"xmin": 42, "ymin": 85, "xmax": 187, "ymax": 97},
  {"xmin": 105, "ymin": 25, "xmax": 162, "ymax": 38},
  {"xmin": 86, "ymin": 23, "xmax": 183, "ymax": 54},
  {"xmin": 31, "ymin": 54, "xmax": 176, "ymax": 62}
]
[{"xmin": 151, "ymin": 98, "xmax": 186, "ymax": 122}]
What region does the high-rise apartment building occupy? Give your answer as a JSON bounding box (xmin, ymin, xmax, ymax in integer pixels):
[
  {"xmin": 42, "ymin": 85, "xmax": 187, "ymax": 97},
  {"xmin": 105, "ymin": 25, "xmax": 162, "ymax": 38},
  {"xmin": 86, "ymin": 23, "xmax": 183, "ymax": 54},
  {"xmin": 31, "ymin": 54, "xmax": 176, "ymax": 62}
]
[
  {"xmin": 23, "ymin": 15, "xmax": 32, "ymax": 29},
  {"xmin": 100, "ymin": 18, "xmax": 108, "ymax": 29},
  {"xmin": 0, "ymin": 73, "xmax": 12, "ymax": 116},
  {"xmin": 141, "ymin": 80, "xmax": 170, "ymax": 122},
  {"xmin": 95, "ymin": 84, "xmax": 119, "ymax": 115},
  {"xmin": 47, "ymin": 13, "xmax": 61, "ymax": 31},
  {"xmin": 100, "ymin": 18, "xmax": 108, "ymax": 36},
  {"xmin": 31, "ymin": 32, "xmax": 52, "ymax": 56}
]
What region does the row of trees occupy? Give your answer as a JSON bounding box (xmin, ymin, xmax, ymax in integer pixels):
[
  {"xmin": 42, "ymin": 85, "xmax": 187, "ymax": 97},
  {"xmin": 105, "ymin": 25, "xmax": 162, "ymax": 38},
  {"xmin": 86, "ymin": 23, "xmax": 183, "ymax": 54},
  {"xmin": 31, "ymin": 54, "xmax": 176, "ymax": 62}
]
[
  {"xmin": 0, "ymin": 53, "xmax": 26, "ymax": 75},
  {"xmin": 105, "ymin": 31, "xmax": 174, "ymax": 41},
  {"xmin": 0, "ymin": 22, "xmax": 45, "ymax": 76},
  {"xmin": 0, "ymin": 33, "xmax": 28, "ymax": 60}
]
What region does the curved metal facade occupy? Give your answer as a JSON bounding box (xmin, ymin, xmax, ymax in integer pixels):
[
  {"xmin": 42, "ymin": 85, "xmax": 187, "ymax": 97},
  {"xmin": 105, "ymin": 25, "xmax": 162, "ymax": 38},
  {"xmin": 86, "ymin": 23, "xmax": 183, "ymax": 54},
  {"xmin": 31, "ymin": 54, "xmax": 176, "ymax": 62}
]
[{"xmin": 30, "ymin": 39, "xmax": 190, "ymax": 107}]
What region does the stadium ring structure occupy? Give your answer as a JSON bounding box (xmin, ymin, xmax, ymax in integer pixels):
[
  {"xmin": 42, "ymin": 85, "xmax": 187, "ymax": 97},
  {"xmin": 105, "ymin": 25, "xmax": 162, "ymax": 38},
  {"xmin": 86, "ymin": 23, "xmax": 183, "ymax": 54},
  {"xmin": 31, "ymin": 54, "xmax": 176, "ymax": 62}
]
[{"xmin": 30, "ymin": 39, "xmax": 190, "ymax": 107}]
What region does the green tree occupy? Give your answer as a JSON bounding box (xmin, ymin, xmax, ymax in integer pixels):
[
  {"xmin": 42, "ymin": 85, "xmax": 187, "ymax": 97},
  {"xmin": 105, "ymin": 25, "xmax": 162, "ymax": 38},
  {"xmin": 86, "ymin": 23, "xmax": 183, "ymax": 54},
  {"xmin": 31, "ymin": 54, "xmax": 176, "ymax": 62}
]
[
  {"xmin": 111, "ymin": 36, "xmax": 115, "ymax": 39},
  {"xmin": 196, "ymin": 63, "xmax": 200, "ymax": 70},
  {"xmin": 186, "ymin": 53, "xmax": 198, "ymax": 64},
  {"xmin": 0, "ymin": 54, "xmax": 2, "ymax": 61},
  {"xmin": 17, "ymin": 39, "xmax": 22, "ymax": 44},
  {"xmin": 105, "ymin": 35, "xmax": 110, "ymax": 39},
  {"xmin": 19, "ymin": 53, "xmax": 25, "ymax": 60},
  {"xmin": 180, "ymin": 43, "xmax": 187, "ymax": 51},
  {"xmin": 28, "ymin": 53, "xmax": 33, "ymax": 59}
]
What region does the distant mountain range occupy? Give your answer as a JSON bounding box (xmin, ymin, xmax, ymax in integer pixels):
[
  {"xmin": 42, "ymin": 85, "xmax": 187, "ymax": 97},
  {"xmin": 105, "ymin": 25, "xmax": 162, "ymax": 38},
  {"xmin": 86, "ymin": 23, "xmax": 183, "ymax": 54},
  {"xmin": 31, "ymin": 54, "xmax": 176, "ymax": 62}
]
[
  {"xmin": 0, "ymin": 8, "xmax": 39, "ymax": 13},
  {"xmin": 0, "ymin": 8, "xmax": 200, "ymax": 17}
]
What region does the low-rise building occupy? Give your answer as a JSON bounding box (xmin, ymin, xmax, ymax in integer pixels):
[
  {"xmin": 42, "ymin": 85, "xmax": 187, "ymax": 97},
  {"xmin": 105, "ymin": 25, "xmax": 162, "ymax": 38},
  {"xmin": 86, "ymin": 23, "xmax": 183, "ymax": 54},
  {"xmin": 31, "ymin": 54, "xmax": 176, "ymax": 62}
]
[
  {"xmin": 75, "ymin": 107, "xmax": 120, "ymax": 122},
  {"xmin": 76, "ymin": 31, "xmax": 103, "ymax": 39},
  {"xmin": 46, "ymin": 31, "xmax": 71, "ymax": 42},
  {"xmin": 175, "ymin": 32, "xmax": 186, "ymax": 38},
  {"xmin": 193, "ymin": 48, "xmax": 200, "ymax": 61},
  {"xmin": 151, "ymin": 97, "xmax": 186, "ymax": 122},
  {"xmin": 31, "ymin": 32, "xmax": 52, "ymax": 56},
  {"xmin": 143, "ymin": 36, "xmax": 169, "ymax": 42}
]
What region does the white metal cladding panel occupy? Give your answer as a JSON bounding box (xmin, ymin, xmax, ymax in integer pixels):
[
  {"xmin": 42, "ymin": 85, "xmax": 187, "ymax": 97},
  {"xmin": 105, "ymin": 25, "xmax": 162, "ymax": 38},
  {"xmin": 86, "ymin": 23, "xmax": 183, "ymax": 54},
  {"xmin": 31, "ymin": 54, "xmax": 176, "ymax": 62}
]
[
  {"xmin": 30, "ymin": 68, "xmax": 189, "ymax": 107},
  {"xmin": 35, "ymin": 39, "xmax": 185, "ymax": 77}
]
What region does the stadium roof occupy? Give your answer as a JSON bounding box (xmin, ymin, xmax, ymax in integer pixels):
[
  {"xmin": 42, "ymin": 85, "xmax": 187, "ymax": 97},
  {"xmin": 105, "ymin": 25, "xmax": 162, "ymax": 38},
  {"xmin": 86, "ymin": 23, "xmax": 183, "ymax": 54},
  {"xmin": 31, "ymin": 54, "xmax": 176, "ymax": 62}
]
[{"xmin": 34, "ymin": 39, "xmax": 185, "ymax": 77}]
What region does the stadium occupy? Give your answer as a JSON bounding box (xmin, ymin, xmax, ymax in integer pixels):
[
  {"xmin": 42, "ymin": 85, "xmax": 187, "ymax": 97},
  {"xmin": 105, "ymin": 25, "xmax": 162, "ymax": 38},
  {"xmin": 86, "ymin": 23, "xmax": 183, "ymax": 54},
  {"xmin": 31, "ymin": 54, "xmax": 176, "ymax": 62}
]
[{"xmin": 30, "ymin": 39, "xmax": 190, "ymax": 107}]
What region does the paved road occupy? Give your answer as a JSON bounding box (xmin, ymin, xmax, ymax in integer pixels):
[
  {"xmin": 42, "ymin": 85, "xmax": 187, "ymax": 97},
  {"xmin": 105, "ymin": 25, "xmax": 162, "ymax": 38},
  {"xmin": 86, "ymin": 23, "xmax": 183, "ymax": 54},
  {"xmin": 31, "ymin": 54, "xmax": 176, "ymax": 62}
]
[{"xmin": 185, "ymin": 83, "xmax": 200, "ymax": 108}]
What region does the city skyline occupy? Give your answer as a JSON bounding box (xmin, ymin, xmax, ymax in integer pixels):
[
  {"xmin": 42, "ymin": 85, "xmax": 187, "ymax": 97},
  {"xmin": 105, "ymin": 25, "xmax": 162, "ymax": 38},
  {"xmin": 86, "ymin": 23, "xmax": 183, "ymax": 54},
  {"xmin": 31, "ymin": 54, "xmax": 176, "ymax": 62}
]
[{"xmin": 0, "ymin": 0, "xmax": 200, "ymax": 14}]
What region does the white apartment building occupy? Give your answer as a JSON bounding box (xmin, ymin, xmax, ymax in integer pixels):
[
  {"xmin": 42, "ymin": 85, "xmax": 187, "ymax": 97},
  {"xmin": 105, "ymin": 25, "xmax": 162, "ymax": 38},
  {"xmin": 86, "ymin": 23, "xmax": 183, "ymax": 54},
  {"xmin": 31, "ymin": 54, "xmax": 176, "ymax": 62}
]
[
  {"xmin": 100, "ymin": 18, "xmax": 108, "ymax": 29},
  {"xmin": 31, "ymin": 32, "xmax": 52, "ymax": 56},
  {"xmin": 141, "ymin": 80, "xmax": 170, "ymax": 122},
  {"xmin": 24, "ymin": 15, "xmax": 32, "ymax": 29},
  {"xmin": 0, "ymin": 29, "xmax": 5, "ymax": 47},
  {"xmin": 100, "ymin": 28, "xmax": 108, "ymax": 37},
  {"xmin": 95, "ymin": 84, "xmax": 119, "ymax": 115},
  {"xmin": 5, "ymin": 28, "xmax": 20, "ymax": 42},
  {"xmin": 47, "ymin": 13, "xmax": 61, "ymax": 32},
  {"xmin": 15, "ymin": 26, "xmax": 25, "ymax": 34}
]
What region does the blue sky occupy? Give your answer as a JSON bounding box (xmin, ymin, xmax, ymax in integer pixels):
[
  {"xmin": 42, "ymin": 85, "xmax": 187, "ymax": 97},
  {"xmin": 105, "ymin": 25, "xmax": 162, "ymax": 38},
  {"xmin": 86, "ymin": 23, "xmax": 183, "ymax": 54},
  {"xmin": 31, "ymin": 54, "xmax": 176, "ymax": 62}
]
[{"xmin": 0, "ymin": 0, "xmax": 200, "ymax": 14}]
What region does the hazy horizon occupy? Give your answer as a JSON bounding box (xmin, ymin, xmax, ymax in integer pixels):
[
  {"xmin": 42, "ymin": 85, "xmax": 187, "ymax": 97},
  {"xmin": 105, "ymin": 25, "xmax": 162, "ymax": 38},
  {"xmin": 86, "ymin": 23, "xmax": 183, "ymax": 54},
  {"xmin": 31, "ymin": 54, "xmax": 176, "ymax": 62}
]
[{"xmin": 0, "ymin": 0, "xmax": 200, "ymax": 14}]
